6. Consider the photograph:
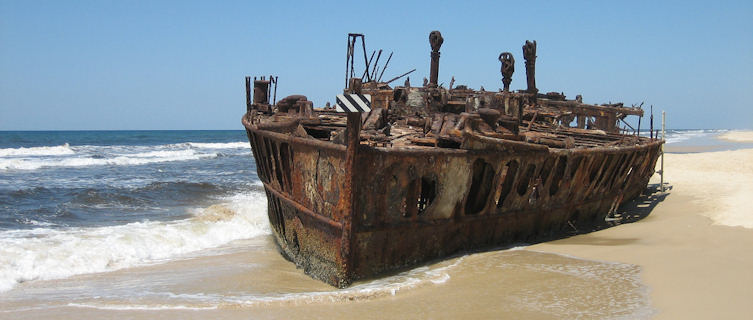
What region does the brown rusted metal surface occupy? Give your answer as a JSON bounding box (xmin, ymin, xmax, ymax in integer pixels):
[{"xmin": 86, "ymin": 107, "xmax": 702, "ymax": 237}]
[
  {"xmin": 523, "ymin": 40, "xmax": 537, "ymax": 94},
  {"xmin": 241, "ymin": 31, "xmax": 664, "ymax": 288},
  {"xmin": 499, "ymin": 52, "xmax": 514, "ymax": 92},
  {"xmin": 428, "ymin": 31, "xmax": 443, "ymax": 87}
]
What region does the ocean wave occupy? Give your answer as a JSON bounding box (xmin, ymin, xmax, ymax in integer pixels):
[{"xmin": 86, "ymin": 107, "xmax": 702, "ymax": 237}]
[
  {"xmin": 0, "ymin": 149, "xmax": 217, "ymax": 171},
  {"xmin": 5, "ymin": 184, "xmax": 212, "ymax": 226},
  {"xmin": 17, "ymin": 218, "xmax": 56, "ymax": 227},
  {"xmin": 140, "ymin": 181, "xmax": 225, "ymax": 194},
  {"xmin": 0, "ymin": 191, "xmax": 270, "ymax": 292},
  {"xmin": 0, "ymin": 143, "xmax": 75, "ymax": 157},
  {"xmin": 663, "ymin": 129, "xmax": 728, "ymax": 144},
  {"xmin": 187, "ymin": 142, "xmax": 250, "ymax": 149},
  {"xmin": 69, "ymin": 187, "xmax": 156, "ymax": 210}
]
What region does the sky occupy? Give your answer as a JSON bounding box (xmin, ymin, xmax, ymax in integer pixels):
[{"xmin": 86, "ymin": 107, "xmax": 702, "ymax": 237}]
[{"xmin": 1, "ymin": 0, "xmax": 751, "ymax": 130}]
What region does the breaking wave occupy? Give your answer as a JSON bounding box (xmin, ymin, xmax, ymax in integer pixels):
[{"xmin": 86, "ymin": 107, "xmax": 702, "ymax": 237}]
[
  {"xmin": 0, "ymin": 140, "xmax": 251, "ymax": 171},
  {"xmin": 0, "ymin": 149, "xmax": 218, "ymax": 171},
  {"xmin": 186, "ymin": 142, "xmax": 249, "ymax": 149},
  {"xmin": 0, "ymin": 150, "xmax": 217, "ymax": 171},
  {"xmin": 0, "ymin": 191, "xmax": 270, "ymax": 292},
  {"xmin": 0, "ymin": 143, "xmax": 75, "ymax": 157}
]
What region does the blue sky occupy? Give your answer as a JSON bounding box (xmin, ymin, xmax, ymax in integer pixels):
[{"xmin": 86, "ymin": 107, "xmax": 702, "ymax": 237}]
[{"xmin": 1, "ymin": 0, "xmax": 751, "ymax": 130}]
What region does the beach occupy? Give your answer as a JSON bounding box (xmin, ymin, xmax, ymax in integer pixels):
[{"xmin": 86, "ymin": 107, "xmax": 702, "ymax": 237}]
[
  {"xmin": 1, "ymin": 130, "xmax": 752, "ymax": 319},
  {"xmin": 532, "ymin": 148, "xmax": 753, "ymax": 319},
  {"xmin": 2, "ymin": 0, "xmax": 751, "ymax": 317}
]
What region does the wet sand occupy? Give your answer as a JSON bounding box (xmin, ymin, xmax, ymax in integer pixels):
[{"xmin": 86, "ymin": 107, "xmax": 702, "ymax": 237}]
[
  {"xmin": 3, "ymin": 139, "xmax": 753, "ymax": 319},
  {"xmin": 0, "ymin": 237, "xmax": 653, "ymax": 319},
  {"xmin": 532, "ymin": 147, "xmax": 753, "ymax": 319}
]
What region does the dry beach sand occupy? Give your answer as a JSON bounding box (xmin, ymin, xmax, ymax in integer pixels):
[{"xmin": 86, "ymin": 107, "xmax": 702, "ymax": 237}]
[
  {"xmin": 2, "ymin": 132, "xmax": 752, "ymax": 319},
  {"xmin": 719, "ymin": 131, "xmax": 753, "ymax": 143}
]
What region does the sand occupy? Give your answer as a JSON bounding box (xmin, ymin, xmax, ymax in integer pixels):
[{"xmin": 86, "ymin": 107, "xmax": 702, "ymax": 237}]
[
  {"xmin": 718, "ymin": 130, "xmax": 753, "ymax": 143},
  {"xmin": 3, "ymin": 146, "xmax": 753, "ymax": 319},
  {"xmin": 531, "ymin": 148, "xmax": 753, "ymax": 319}
]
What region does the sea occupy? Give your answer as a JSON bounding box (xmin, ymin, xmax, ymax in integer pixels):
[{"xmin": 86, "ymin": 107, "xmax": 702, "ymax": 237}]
[{"xmin": 0, "ymin": 129, "xmax": 742, "ymax": 318}]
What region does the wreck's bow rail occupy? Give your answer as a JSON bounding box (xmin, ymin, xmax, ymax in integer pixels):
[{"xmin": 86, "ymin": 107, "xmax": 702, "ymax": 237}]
[{"xmin": 242, "ymin": 31, "xmax": 664, "ymax": 288}]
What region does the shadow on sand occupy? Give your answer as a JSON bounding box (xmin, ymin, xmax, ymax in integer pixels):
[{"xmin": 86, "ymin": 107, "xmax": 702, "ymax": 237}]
[
  {"xmin": 603, "ymin": 182, "xmax": 671, "ymax": 227},
  {"xmin": 539, "ymin": 182, "xmax": 672, "ymax": 247}
]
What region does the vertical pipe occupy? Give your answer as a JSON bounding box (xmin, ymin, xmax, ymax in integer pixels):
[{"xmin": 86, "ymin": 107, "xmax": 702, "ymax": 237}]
[
  {"xmin": 361, "ymin": 36, "xmax": 370, "ymax": 82},
  {"xmin": 429, "ymin": 48, "xmax": 440, "ymax": 86},
  {"xmin": 345, "ymin": 36, "xmax": 351, "ymax": 89},
  {"xmin": 245, "ymin": 76, "xmax": 251, "ymax": 112},
  {"xmin": 522, "ymin": 40, "xmax": 538, "ymax": 94},
  {"xmin": 268, "ymin": 75, "xmax": 272, "ymax": 104},
  {"xmin": 661, "ymin": 111, "xmax": 665, "ymax": 193},
  {"xmin": 429, "ymin": 31, "xmax": 444, "ymax": 87},
  {"xmin": 650, "ymin": 105, "xmax": 654, "ymax": 140},
  {"xmin": 350, "ymin": 38, "xmax": 355, "ymax": 82},
  {"xmin": 272, "ymin": 76, "xmax": 278, "ymax": 106},
  {"xmin": 637, "ymin": 115, "xmax": 641, "ymax": 137}
]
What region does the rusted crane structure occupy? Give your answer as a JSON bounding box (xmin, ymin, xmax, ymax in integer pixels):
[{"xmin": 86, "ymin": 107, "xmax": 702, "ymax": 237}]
[{"xmin": 242, "ymin": 31, "xmax": 664, "ymax": 288}]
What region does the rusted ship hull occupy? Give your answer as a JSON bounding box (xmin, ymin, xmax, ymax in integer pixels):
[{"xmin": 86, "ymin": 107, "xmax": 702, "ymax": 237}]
[
  {"xmin": 243, "ymin": 115, "xmax": 661, "ymax": 287},
  {"xmin": 242, "ymin": 31, "xmax": 664, "ymax": 287}
]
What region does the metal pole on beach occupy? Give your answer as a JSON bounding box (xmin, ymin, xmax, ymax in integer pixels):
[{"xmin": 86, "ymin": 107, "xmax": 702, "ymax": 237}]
[{"xmin": 661, "ymin": 111, "xmax": 665, "ymax": 193}]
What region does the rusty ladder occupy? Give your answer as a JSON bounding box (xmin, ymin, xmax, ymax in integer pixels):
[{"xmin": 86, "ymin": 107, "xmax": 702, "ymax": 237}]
[{"xmin": 659, "ymin": 111, "xmax": 665, "ymax": 192}]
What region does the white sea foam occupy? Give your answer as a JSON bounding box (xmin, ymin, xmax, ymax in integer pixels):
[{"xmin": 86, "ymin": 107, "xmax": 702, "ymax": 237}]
[
  {"xmin": 0, "ymin": 149, "xmax": 217, "ymax": 171},
  {"xmin": 64, "ymin": 256, "xmax": 465, "ymax": 311},
  {"xmin": 0, "ymin": 140, "xmax": 253, "ymax": 171},
  {"xmin": 184, "ymin": 257, "xmax": 463, "ymax": 308},
  {"xmin": 0, "ymin": 191, "xmax": 270, "ymax": 292},
  {"xmin": 499, "ymin": 250, "xmax": 653, "ymax": 320},
  {"xmin": 0, "ymin": 143, "xmax": 75, "ymax": 157},
  {"xmin": 67, "ymin": 303, "xmax": 219, "ymax": 311},
  {"xmin": 663, "ymin": 129, "xmax": 728, "ymax": 144},
  {"xmin": 187, "ymin": 142, "xmax": 249, "ymax": 149}
]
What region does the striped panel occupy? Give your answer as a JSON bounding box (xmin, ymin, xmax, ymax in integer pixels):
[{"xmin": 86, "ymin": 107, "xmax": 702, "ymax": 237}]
[{"xmin": 335, "ymin": 94, "xmax": 371, "ymax": 113}]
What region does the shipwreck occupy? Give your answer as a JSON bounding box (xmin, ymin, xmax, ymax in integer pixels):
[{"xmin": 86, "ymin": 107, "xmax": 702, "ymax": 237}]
[{"xmin": 242, "ymin": 31, "xmax": 664, "ymax": 288}]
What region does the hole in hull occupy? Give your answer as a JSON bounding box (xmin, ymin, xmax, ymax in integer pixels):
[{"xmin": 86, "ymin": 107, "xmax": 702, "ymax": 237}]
[{"xmin": 465, "ymin": 159, "xmax": 495, "ymax": 215}]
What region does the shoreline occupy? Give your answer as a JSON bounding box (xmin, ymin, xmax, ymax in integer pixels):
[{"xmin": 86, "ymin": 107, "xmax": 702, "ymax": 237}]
[
  {"xmin": 664, "ymin": 130, "xmax": 753, "ymax": 154},
  {"xmin": 2, "ymin": 137, "xmax": 752, "ymax": 319}
]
